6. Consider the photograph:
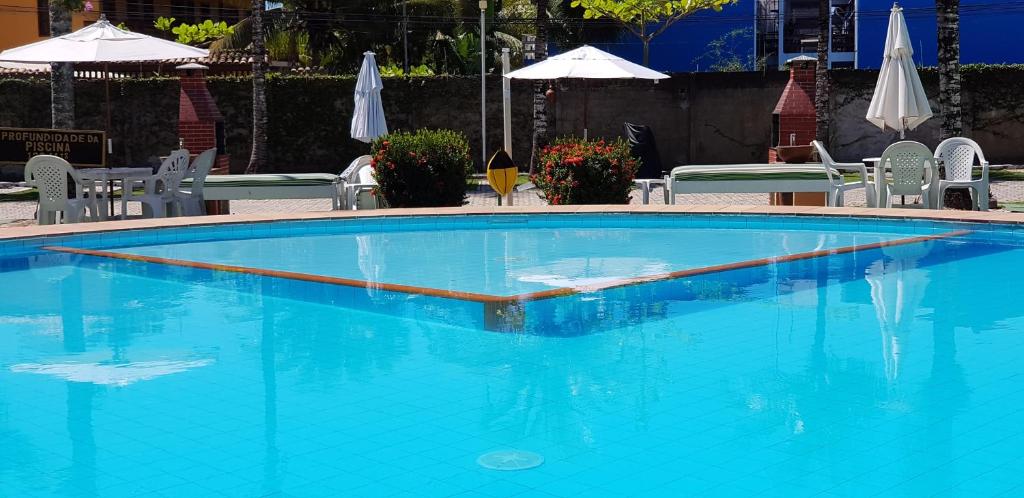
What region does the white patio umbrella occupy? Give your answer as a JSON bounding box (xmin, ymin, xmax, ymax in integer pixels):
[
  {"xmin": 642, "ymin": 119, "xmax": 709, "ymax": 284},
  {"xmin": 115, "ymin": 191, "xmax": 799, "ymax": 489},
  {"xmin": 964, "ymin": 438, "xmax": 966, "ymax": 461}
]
[
  {"xmin": 865, "ymin": 4, "xmax": 932, "ymax": 138},
  {"xmin": 351, "ymin": 51, "xmax": 388, "ymax": 143},
  {"xmin": 505, "ymin": 45, "xmax": 669, "ymax": 138},
  {"xmin": 0, "ymin": 14, "xmax": 208, "ymax": 143}
]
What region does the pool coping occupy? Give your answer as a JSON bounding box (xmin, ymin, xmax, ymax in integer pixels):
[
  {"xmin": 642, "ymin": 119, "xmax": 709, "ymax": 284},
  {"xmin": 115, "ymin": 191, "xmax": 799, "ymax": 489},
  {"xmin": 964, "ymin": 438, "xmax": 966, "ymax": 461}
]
[{"xmin": 1, "ymin": 204, "xmax": 1022, "ymax": 241}]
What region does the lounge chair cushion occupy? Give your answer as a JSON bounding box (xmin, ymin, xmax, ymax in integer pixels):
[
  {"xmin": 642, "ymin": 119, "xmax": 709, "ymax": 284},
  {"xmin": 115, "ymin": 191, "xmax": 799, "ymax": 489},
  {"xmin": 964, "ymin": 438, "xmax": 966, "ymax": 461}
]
[
  {"xmin": 181, "ymin": 173, "xmax": 339, "ymax": 188},
  {"xmin": 672, "ymin": 165, "xmax": 838, "ymax": 182}
]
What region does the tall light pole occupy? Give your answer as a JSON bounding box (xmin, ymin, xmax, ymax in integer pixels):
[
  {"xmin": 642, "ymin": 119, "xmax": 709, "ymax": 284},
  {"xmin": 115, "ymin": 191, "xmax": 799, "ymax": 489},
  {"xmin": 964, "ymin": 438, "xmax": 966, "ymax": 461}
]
[
  {"xmin": 479, "ymin": 0, "xmax": 488, "ymax": 172},
  {"xmin": 402, "ymin": 0, "xmax": 409, "ymax": 74}
]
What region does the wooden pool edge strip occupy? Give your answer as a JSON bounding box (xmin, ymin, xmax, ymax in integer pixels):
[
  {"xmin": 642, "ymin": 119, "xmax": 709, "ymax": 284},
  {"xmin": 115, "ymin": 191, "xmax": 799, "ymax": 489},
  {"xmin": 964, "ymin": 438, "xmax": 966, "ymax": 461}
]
[
  {"xmin": 40, "ymin": 245, "xmax": 510, "ymax": 304},
  {"xmin": 42, "ymin": 229, "xmax": 971, "ymax": 307},
  {"xmin": 507, "ymin": 229, "xmax": 974, "ymax": 302}
]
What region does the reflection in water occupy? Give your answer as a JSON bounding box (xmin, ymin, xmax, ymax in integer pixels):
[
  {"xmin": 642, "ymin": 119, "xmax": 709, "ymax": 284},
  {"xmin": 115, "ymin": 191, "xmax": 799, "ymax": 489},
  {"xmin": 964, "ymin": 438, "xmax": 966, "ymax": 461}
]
[
  {"xmin": 866, "ymin": 241, "xmax": 932, "ymax": 380},
  {"xmin": 10, "ymin": 359, "xmax": 214, "ymax": 386}
]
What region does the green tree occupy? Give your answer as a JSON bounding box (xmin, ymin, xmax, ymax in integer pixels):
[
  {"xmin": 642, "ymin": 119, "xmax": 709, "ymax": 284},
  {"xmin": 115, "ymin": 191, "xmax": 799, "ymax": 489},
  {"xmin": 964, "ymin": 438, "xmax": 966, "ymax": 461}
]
[
  {"xmin": 570, "ymin": 0, "xmax": 736, "ymax": 66},
  {"xmin": 154, "ymin": 17, "xmax": 234, "ymax": 46}
]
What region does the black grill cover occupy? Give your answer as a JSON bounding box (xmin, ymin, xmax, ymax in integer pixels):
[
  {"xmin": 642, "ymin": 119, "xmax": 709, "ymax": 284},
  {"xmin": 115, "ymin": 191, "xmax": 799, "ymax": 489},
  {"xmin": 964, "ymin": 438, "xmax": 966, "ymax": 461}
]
[{"xmin": 623, "ymin": 123, "xmax": 663, "ymax": 180}]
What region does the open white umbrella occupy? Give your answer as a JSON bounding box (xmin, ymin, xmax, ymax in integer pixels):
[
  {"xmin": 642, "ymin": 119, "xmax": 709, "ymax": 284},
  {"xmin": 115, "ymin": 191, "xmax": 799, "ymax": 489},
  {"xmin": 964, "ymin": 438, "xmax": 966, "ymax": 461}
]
[
  {"xmin": 0, "ymin": 14, "xmax": 208, "ymax": 148},
  {"xmin": 351, "ymin": 51, "xmax": 388, "ymax": 143},
  {"xmin": 0, "ymin": 15, "xmax": 207, "ymax": 63},
  {"xmin": 865, "ymin": 3, "xmax": 932, "ymax": 138},
  {"xmin": 505, "ymin": 45, "xmax": 668, "ymax": 138}
]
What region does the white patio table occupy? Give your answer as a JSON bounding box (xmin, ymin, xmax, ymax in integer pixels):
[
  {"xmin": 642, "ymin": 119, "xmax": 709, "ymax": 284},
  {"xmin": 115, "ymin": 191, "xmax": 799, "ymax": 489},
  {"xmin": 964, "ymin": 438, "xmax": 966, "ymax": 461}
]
[{"xmin": 77, "ymin": 167, "xmax": 154, "ymax": 221}]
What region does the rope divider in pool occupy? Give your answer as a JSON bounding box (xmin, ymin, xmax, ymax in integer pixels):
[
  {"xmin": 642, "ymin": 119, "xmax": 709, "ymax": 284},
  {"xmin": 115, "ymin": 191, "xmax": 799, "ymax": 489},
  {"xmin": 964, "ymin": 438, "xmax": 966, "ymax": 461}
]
[{"xmin": 41, "ymin": 229, "xmax": 970, "ymax": 313}]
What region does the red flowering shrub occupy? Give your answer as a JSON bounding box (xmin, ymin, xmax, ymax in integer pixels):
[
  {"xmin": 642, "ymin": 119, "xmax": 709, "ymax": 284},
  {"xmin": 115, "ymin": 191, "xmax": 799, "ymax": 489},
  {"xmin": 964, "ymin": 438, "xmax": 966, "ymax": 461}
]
[
  {"xmin": 370, "ymin": 129, "xmax": 474, "ymax": 207},
  {"xmin": 532, "ymin": 138, "xmax": 639, "ymax": 205}
]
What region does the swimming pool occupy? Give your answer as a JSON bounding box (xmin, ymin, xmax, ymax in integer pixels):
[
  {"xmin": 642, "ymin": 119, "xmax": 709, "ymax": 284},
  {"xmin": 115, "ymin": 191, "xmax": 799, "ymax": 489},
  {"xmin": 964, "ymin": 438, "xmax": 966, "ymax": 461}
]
[{"xmin": 2, "ymin": 213, "xmax": 1024, "ymax": 496}]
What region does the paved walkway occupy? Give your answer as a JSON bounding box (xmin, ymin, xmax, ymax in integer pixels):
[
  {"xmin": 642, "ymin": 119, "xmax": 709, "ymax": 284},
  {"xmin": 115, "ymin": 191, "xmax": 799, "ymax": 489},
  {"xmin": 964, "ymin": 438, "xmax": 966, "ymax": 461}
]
[{"xmin": 3, "ymin": 182, "xmax": 1022, "ymax": 226}]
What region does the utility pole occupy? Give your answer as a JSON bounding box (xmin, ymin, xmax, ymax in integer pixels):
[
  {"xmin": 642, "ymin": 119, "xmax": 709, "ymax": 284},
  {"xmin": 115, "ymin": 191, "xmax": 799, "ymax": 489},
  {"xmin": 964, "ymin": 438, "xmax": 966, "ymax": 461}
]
[
  {"xmin": 402, "ymin": 0, "xmax": 409, "ymax": 74},
  {"xmin": 479, "ymin": 0, "xmax": 487, "ymax": 171}
]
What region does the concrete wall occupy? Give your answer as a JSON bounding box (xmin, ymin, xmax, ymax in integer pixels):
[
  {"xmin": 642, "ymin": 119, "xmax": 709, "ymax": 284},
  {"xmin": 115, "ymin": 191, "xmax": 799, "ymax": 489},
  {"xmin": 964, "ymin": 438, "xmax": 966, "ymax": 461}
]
[
  {"xmin": 2, "ymin": 67, "xmax": 1024, "ymax": 181},
  {"xmin": 553, "ymin": 72, "xmax": 789, "ymax": 170}
]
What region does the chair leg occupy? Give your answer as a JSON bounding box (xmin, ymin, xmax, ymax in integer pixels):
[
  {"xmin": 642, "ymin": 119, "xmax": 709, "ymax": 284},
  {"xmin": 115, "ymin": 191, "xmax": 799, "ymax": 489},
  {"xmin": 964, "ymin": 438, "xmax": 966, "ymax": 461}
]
[{"xmin": 979, "ymin": 182, "xmax": 989, "ymax": 211}]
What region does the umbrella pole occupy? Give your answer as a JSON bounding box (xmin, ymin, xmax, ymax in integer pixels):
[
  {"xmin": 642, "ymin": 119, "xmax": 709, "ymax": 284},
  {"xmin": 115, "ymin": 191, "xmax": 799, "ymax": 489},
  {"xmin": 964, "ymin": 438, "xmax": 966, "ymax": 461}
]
[
  {"xmin": 583, "ymin": 81, "xmax": 588, "ymax": 140},
  {"xmin": 105, "ymin": 63, "xmax": 115, "ymax": 215}
]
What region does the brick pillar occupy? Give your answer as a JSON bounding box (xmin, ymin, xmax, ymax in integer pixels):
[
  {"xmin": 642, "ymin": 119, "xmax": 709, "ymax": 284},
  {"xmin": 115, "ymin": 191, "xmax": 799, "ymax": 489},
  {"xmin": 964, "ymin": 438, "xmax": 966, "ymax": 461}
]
[{"xmin": 177, "ymin": 63, "xmax": 230, "ymax": 214}]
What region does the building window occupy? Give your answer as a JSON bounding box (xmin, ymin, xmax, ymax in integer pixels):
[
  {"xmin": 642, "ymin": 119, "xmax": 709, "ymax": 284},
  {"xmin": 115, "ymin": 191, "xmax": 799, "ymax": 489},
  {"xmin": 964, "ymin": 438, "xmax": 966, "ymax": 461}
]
[
  {"xmin": 37, "ymin": 0, "xmax": 49, "ymax": 36},
  {"xmin": 172, "ymin": 0, "xmax": 196, "ymax": 25},
  {"xmin": 781, "ymin": 0, "xmax": 856, "ymax": 55}
]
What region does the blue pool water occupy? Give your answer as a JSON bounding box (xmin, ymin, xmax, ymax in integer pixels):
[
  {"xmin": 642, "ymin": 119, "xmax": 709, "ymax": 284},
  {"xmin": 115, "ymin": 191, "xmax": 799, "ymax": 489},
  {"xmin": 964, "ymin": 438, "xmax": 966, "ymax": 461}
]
[{"xmin": 2, "ymin": 215, "xmax": 1024, "ymax": 497}]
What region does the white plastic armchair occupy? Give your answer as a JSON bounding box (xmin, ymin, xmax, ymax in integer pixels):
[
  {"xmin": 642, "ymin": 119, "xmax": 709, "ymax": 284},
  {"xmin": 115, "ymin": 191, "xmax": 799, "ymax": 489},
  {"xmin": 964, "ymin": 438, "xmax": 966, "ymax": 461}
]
[
  {"xmin": 934, "ymin": 137, "xmax": 989, "ymax": 211},
  {"xmin": 174, "ymin": 148, "xmax": 216, "ymax": 216},
  {"xmin": 340, "ymin": 155, "xmax": 377, "ymax": 210},
  {"xmin": 878, "ymin": 141, "xmax": 936, "ymax": 209},
  {"xmin": 122, "ymin": 149, "xmax": 190, "ymax": 218},
  {"xmin": 24, "ymin": 155, "xmax": 91, "ymax": 224},
  {"xmin": 812, "ymin": 140, "xmax": 875, "ymax": 207}
]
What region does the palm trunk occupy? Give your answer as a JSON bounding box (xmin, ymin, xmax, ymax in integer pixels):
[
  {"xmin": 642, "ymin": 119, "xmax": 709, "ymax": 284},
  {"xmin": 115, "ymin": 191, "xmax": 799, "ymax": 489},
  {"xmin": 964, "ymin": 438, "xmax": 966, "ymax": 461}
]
[
  {"xmin": 528, "ymin": 0, "xmax": 550, "ymax": 175},
  {"xmin": 814, "ymin": 0, "xmax": 829, "ymax": 143},
  {"xmin": 247, "ymin": 0, "xmax": 268, "ymax": 174},
  {"xmin": 937, "ymin": 0, "xmax": 974, "ymax": 209},
  {"xmin": 49, "ymin": 1, "xmax": 74, "ymax": 129},
  {"xmin": 937, "ymin": 0, "xmax": 962, "ymax": 139}
]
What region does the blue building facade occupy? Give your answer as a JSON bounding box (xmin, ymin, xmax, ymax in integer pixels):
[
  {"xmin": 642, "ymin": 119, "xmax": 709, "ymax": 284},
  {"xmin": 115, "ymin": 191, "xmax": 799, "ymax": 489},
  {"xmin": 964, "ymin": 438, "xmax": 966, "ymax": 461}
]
[{"xmin": 583, "ymin": 0, "xmax": 1024, "ymax": 72}]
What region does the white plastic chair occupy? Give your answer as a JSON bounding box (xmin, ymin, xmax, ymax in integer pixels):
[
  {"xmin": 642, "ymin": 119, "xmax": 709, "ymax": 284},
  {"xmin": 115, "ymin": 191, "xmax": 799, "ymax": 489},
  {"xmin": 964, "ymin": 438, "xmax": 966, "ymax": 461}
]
[
  {"xmin": 24, "ymin": 155, "xmax": 91, "ymax": 225},
  {"xmin": 121, "ymin": 149, "xmax": 190, "ymax": 218},
  {"xmin": 878, "ymin": 141, "xmax": 935, "ymax": 209},
  {"xmin": 934, "ymin": 137, "xmax": 989, "ymax": 211},
  {"xmin": 174, "ymin": 148, "xmax": 216, "ymax": 216},
  {"xmin": 340, "ymin": 155, "xmax": 378, "ymax": 210},
  {"xmin": 812, "ymin": 140, "xmax": 875, "ymax": 207}
]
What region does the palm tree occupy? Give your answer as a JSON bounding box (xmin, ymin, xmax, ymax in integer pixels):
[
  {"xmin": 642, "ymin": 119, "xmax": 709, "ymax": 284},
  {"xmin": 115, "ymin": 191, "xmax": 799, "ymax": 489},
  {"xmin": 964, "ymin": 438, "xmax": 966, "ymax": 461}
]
[
  {"xmin": 936, "ymin": 0, "xmax": 961, "ymax": 139},
  {"xmin": 247, "ymin": 0, "xmax": 269, "ymax": 173},
  {"xmin": 813, "ymin": 0, "xmax": 829, "ymax": 143},
  {"xmin": 529, "ymin": 0, "xmax": 550, "ymax": 175},
  {"xmin": 936, "ymin": 0, "xmax": 976, "ymax": 208},
  {"xmin": 49, "ymin": 0, "xmax": 75, "ymax": 129}
]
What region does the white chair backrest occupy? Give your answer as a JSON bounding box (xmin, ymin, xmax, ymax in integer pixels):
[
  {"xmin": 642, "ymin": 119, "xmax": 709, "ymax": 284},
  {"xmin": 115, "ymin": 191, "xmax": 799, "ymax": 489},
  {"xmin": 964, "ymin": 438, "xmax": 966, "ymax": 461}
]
[
  {"xmin": 810, "ymin": 140, "xmax": 839, "ymax": 183},
  {"xmin": 25, "ymin": 155, "xmax": 75, "ymax": 211},
  {"xmin": 935, "ymin": 137, "xmax": 985, "ymax": 183},
  {"xmin": 187, "ymin": 148, "xmax": 217, "ymax": 192},
  {"xmin": 356, "ymin": 164, "xmax": 376, "ymax": 185},
  {"xmin": 880, "ymin": 141, "xmax": 934, "ymax": 196},
  {"xmin": 340, "ymin": 155, "xmax": 373, "ymax": 183},
  {"xmin": 155, "ymin": 149, "xmax": 190, "ymax": 192}
]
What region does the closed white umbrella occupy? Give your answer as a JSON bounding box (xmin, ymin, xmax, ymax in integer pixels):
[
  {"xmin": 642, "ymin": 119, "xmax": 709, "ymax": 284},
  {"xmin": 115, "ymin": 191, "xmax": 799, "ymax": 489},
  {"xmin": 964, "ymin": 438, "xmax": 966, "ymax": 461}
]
[
  {"xmin": 351, "ymin": 51, "xmax": 388, "ymax": 143},
  {"xmin": 505, "ymin": 45, "xmax": 668, "ymax": 139},
  {"xmin": 865, "ymin": 4, "xmax": 932, "ymax": 138}
]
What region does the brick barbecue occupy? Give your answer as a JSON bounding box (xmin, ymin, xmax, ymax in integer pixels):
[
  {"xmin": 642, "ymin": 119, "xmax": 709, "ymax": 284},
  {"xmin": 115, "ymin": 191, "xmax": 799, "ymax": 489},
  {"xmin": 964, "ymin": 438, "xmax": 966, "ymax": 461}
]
[
  {"xmin": 177, "ymin": 63, "xmax": 229, "ymax": 174},
  {"xmin": 769, "ymin": 55, "xmax": 824, "ymax": 205}
]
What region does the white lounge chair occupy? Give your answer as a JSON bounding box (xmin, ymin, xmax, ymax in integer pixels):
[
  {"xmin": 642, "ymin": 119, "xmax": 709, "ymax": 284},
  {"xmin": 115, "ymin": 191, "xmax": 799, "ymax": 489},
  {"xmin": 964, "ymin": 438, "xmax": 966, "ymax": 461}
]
[
  {"xmin": 340, "ymin": 155, "xmax": 377, "ymax": 210},
  {"xmin": 24, "ymin": 155, "xmax": 92, "ymax": 225},
  {"xmin": 173, "ymin": 148, "xmax": 216, "ymax": 216},
  {"xmin": 122, "ymin": 149, "xmax": 190, "ymax": 218},
  {"xmin": 934, "ymin": 137, "xmax": 989, "ymax": 211},
  {"xmin": 811, "ymin": 140, "xmax": 875, "ymax": 207},
  {"xmin": 665, "ymin": 162, "xmax": 847, "ymax": 206},
  {"xmin": 877, "ymin": 141, "xmax": 935, "ymax": 209}
]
